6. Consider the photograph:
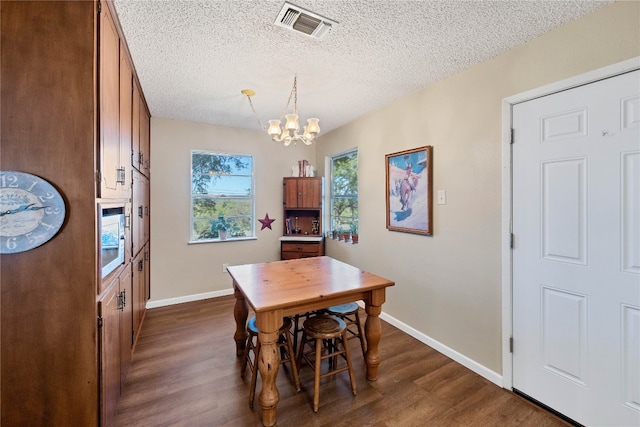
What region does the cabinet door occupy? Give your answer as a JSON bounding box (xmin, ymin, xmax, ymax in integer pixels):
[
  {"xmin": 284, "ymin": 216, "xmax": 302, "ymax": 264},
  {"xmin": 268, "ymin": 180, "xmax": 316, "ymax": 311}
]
[
  {"xmin": 283, "ymin": 178, "xmax": 299, "ymax": 208},
  {"xmin": 132, "ymin": 251, "xmax": 145, "ymax": 344},
  {"xmin": 118, "ymin": 45, "xmax": 132, "ymax": 200},
  {"xmin": 119, "ymin": 262, "xmax": 133, "ymax": 391},
  {"xmin": 132, "ymin": 170, "xmax": 144, "ymax": 256},
  {"xmin": 132, "ymin": 83, "xmax": 141, "ymax": 171},
  {"xmin": 99, "ymin": 279, "xmax": 120, "ymax": 427},
  {"xmin": 142, "ymin": 175, "xmax": 150, "ymax": 243},
  {"xmin": 140, "ymin": 102, "xmax": 151, "ymax": 177},
  {"xmin": 299, "ymin": 178, "xmax": 322, "ymax": 208},
  {"xmin": 144, "ymin": 243, "xmax": 150, "ymax": 301},
  {"xmin": 99, "ymin": 5, "xmax": 122, "ymax": 198}
]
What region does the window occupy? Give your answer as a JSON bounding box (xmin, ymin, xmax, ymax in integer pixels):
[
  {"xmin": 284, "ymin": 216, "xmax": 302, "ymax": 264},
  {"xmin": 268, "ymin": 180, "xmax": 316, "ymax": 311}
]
[
  {"xmin": 190, "ymin": 150, "xmax": 254, "ymax": 242},
  {"xmin": 330, "ymin": 149, "xmax": 358, "ymax": 236}
]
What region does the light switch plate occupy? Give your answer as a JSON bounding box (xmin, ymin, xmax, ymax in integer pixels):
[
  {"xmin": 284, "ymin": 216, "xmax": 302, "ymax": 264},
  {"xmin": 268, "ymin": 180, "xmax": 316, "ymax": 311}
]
[{"xmin": 437, "ymin": 190, "xmax": 446, "ymax": 205}]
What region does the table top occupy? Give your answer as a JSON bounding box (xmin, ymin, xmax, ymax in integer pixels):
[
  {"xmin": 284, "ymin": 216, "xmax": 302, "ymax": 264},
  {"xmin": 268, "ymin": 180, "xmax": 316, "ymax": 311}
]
[{"xmin": 227, "ymin": 256, "xmax": 394, "ymax": 313}]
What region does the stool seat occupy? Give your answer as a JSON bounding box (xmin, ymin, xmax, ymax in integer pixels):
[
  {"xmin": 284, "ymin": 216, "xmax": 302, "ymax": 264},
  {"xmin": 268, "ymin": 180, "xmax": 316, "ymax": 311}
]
[
  {"xmin": 326, "ymin": 302, "xmax": 367, "ymax": 359},
  {"xmin": 326, "ymin": 302, "xmax": 358, "ymax": 315},
  {"xmin": 247, "ymin": 316, "xmax": 292, "ymax": 335},
  {"xmin": 302, "ymin": 315, "xmax": 346, "ymax": 338}
]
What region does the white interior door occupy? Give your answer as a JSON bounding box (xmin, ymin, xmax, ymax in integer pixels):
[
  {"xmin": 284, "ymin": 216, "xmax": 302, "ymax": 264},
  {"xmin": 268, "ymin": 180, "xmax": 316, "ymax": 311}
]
[{"xmin": 512, "ymin": 69, "xmax": 640, "ymax": 426}]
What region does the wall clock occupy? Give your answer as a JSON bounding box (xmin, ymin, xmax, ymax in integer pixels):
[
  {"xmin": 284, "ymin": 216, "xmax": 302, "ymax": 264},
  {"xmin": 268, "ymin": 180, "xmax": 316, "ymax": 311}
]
[{"xmin": 0, "ymin": 171, "xmax": 66, "ymax": 254}]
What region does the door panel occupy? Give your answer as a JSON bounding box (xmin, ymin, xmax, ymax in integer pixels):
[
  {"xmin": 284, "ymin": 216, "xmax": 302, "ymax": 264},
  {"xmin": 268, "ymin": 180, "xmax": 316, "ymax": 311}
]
[{"xmin": 512, "ymin": 69, "xmax": 640, "ymax": 426}]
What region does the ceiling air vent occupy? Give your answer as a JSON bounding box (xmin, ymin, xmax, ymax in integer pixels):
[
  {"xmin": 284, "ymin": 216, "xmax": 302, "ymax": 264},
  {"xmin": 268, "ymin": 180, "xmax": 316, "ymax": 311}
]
[{"xmin": 274, "ymin": 2, "xmax": 337, "ymax": 40}]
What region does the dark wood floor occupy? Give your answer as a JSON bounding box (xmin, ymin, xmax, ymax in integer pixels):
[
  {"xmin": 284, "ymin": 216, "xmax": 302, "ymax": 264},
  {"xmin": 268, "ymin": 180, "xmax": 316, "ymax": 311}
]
[{"xmin": 115, "ymin": 296, "xmax": 570, "ymax": 427}]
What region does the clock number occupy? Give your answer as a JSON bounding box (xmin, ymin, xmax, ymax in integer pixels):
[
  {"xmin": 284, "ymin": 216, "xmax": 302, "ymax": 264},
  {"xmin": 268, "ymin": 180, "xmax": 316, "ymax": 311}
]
[
  {"xmin": 40, "ymin": 222, "xmax": 56, "ymax": 231},
  {"xmin": 5, "ymin": 237, "xmax": 17, "ymax": 250},
  {"xmin": 38, "ymin": 192, "xmax": 56, "ymax": 203},
  {"xmin": 26, "ymin": 181, "xmax": 38, "ymax": 192},
  {"xmin": 45, "ymin": 206, "xmax": 61, "ymax": 215},
  {"xmin": 0, "ymin": 174, "xmax": 19, "ymax": 188},
  {"xmin": 25, "ymin": 232, "xmax": 37, "ymax": 245}
]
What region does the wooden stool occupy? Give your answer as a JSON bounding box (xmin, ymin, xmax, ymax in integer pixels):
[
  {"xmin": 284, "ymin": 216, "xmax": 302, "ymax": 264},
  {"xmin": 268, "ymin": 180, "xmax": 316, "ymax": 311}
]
[
  {"xmin": 241, "ymin": 316, "xmax": 301, "ymax": 408},
  {"xmin": 296, "ymin": 315, "xmax": 356, "ymax": 412},
  {"xmin": 292, "ymin": 310, "xmax": 324, "ymax": 350},
  {"xmin": 326, "ymin": 302, "xmax": 367, "ymax": 359}
]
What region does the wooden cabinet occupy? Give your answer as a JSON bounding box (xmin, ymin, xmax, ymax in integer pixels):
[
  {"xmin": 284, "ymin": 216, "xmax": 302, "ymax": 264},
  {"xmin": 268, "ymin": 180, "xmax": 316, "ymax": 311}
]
[
  {"xmin": 2, "ymin": 1, "xmax": 150, "ymax": 425},
  {"xmin": 132, "ymin": 244, "xmax": 149, "ymax": 346},
  {"xmin": 132, "ymin": 169, "xmax": 150, "ymax": 257},
  {"xmin": 98, "ymin": 262, "xmax": 132, "ymax": 427},
  {"xmin": 99, "ymin": 4, "xmax": 129, "ymax": 199},
  {"xmin": 132, "ymin": 82, "xmax": 151, "ymax": 177},
  {"xmin": 283, "ymin": 177, "xmax": 322, "ymax": 209},
  {"xmin": 281, "ymin": 240, "xmax": 325, "ymax": 260},
  {"xmin": 281, "ymin": 177, "xmax": 324, "ymax": 259}
]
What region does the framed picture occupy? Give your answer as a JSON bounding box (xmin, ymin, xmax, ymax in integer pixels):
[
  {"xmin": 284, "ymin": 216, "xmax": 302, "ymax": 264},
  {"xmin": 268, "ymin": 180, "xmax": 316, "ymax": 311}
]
[{"xmin": 385, "ymin": 146, "xmax": 433, "ymax": 235}]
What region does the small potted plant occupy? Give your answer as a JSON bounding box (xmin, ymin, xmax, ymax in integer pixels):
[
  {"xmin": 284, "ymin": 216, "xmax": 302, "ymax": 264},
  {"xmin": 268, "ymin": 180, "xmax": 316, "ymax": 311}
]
[
  {"xmin": 338, "ymin": 227, "xmax": 350, "ymax": 242},
  {"xmin": 215, "ymin": 214, "xmax": 228, "ymax": 240},
  {"xmin": 350, "ymin": 223, "xmax": 358, "ymax": 244},
  {"xmin": 331, "ymin": 229, "xmax": 339, "ymax": 240}
]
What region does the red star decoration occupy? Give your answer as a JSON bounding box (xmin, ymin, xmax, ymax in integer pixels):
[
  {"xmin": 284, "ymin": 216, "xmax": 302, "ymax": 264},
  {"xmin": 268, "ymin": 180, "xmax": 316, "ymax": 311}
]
[{"xmin": 258, "ymin": 213, "xmax": 276, "ymax": 230}]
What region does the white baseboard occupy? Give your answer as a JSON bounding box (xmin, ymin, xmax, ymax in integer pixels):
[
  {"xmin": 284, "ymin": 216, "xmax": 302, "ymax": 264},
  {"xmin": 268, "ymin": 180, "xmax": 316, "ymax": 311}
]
[
  {"xmin": 378, "ymin": 310, "xmax": 503, "ymax": 386},
  {"xmin": 145, "ymin": 288, "xmax": 234, "ymax": 309},
  {"xmin": 147, "ymin": 291, "xmax": 502, "ymax": 387}
]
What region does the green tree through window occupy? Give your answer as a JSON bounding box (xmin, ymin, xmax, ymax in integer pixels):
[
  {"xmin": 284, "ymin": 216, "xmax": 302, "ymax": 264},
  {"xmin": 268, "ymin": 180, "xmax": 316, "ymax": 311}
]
[
  {"xmin": 191, "ymin": 151, "xmax": 254, "ymax": 241},
  {"xmin": 330, "ymin": 150, "xmax": 358, "ymax": 235}
]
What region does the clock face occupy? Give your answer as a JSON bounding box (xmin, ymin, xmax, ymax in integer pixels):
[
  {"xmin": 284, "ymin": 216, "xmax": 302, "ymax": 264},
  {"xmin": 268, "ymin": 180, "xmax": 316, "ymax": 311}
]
[{"xmin": 0, "ymin": 171, "xmax": 66, "ymax": 254}]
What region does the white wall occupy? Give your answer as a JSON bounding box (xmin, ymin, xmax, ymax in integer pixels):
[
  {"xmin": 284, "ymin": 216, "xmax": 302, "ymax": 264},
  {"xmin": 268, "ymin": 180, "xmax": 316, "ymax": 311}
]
[
  {"xmin": 150, "ymin": 118, "xmax": 317, "ymax": 302},
  {"xmin": 149, "ymin": 1, "xmax": 640, "ymax": 376},
  {"xmin": 316, "ymin": 1, "xmax": 640, "ymax": 375}
]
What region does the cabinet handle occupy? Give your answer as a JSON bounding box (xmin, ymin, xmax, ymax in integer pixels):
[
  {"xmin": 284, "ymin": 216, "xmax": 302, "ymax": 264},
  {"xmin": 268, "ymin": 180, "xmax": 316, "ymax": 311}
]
[
  {"xmin": 117, "ymin": 290, "xmax": 125, "ymax": 311},
  {"xmin": 138, "ymin": 259, "xmax": 144, "ymax": 271},
  {"xmin": 124, "ymin": 214, "xmax": 131, "ymax": 229},
  {"xmin": 144, "ymin": 206, "xmax": 149, "ymax": 216},
  {"xmin": 138, "ymin": 206, "xmax": 143, "ymax": 218},
  {"xmin": 116, "ymin": 167, "xmax": 126, "ymax": 185},
  {"xmin": 138, "ymin": 152, "xmax": 143, "ymax": 165}
]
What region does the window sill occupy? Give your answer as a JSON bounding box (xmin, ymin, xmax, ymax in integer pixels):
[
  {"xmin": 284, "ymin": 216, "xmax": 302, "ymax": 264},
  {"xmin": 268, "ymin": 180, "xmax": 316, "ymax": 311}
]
[{"xmin": 188, "ymin": 236, "xmax": 258, "ymax": 245}]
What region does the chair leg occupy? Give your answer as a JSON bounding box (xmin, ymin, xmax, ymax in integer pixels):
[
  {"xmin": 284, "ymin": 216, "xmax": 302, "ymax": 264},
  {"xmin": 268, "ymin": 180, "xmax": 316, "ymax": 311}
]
[
  {"xmin": 240, "ymin": 335, "xmax": 251, "ymax": 377},
  {"xmin": 285, "ymin": 329, "xmax": 301, "ymax": 391},
  {"xmin": 341, "ymin": 332, "xmax": 357, "ymax": 396},
  {"xmin": 248, "ymin": 340, "xmax": 261, "ymax": 408},
  {"xmin": 313, "ymin": 337, "xmax": 322, "ymax": 413},
  {"xmin": 355, "ymin": 310, "xmax": 367, "ymax": 358}
]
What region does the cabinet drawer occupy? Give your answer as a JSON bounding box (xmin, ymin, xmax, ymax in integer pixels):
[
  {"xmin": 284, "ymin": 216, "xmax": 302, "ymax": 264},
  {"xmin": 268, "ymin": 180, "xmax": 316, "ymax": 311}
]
[{"xmin": 281, "ymin": 242, "xmax": 320, "ymax": 254}]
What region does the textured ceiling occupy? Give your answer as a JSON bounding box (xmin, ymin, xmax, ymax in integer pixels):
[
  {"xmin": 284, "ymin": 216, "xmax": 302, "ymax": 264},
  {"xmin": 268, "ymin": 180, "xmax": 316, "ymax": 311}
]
[{"xmin": 112, "ymin": 0, "xmax": 612, "ymax": 135}]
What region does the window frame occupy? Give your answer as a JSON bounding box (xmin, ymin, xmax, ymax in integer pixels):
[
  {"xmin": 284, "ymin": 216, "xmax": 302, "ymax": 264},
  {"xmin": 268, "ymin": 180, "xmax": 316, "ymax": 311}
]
[
  {"xmin": 189, "ymin": 150, "xmax": 256, "ymax": 243},
  {"xmin": 329, "ymin": 148, "xmax": 358, "ymax": 238}
]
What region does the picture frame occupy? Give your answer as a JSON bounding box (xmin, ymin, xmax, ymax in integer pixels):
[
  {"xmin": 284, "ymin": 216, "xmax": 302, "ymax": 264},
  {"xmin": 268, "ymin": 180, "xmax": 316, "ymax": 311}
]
[{"xmin": 385, "ymin": 146, "xmax": 433, "ymax": 235}]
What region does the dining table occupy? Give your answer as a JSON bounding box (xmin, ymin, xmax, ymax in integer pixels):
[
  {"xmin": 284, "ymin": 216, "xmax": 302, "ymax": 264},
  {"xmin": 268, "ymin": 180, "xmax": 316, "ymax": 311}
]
[{"xmin": 227, "ymin": 256, "xmax": 395, "ymax": 427}]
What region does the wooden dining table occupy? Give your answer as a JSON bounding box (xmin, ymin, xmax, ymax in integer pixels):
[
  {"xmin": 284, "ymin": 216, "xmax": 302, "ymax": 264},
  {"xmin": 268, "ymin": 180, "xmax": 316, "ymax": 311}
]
[{"xmin": 227, "ymin": 256, "xmax": 395, "ymax": 427}]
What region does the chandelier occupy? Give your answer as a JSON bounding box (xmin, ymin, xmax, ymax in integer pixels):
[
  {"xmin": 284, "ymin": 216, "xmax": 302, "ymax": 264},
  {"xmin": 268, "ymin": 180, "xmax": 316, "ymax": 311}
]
[{"xmin": 242, "ymin": 75, "xmax": 320, "ymax": 146}]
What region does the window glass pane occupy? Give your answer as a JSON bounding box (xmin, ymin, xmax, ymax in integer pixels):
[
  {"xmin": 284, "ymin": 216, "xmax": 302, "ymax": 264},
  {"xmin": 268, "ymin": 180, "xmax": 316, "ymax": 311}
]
[
  {"xmin": 191, "ymin": 151, "xmax": 254, "ymax": 242},
  {"xmin": 192, "ymin": 175, "xmax": 252, "ymax": 196},
  {"xmin": 330, "ymin": 150, "xmax": 358, "ymax": 234}
]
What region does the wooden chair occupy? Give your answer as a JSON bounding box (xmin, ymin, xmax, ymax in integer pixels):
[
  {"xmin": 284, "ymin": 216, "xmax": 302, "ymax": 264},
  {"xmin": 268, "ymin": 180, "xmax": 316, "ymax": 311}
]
[
  {"xmin": 326, "ymin": 302, "xmax": 367, "ymax": 359},
  {"xmin": 296, "ymin": 314, "xmax": 356, "ymax": 412},
  {"xmin": 241, "ymin": 316, "xmax": 301, "ymax": 408}
]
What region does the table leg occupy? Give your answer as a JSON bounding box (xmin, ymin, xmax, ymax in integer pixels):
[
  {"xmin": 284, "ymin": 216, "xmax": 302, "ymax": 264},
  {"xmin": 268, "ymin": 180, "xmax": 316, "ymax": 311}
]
[
  {"xmin": 233, "ymin": 286, "xmax": 248, "ymax": 356},
  {"xmin": 256, "ymin": 310, "xmax": 283, "ymax": 427},
  {"xmin": 364, "ymin": 289, "xmax": 386, "ymax": 381}
]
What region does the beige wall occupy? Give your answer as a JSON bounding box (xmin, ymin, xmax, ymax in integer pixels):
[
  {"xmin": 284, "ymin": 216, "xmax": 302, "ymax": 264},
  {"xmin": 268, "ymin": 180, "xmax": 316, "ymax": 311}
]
[
  {"xmin": 150, "ymin": 1, "xmax": 639, "ymax": 375},
  {"xmin": 316, "ymin": 1, "xmax": 639, "ymax": 374},
  {"xmin": 150, "ymin": 118, "xmax": 317, "ymax": 301}
]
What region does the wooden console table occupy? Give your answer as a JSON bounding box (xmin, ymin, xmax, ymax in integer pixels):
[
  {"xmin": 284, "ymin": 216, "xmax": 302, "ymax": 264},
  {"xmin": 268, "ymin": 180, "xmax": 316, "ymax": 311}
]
[{"xmin": 228, "ymin": 256, "xmax": 394, "ymax": 426}]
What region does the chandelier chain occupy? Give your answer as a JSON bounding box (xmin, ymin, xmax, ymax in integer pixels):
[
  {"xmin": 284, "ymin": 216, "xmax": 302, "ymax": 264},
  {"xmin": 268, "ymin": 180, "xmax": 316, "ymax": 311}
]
[{"xmin": 245, "ymin": 93, "xmax": 265, "ymax": 130}]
